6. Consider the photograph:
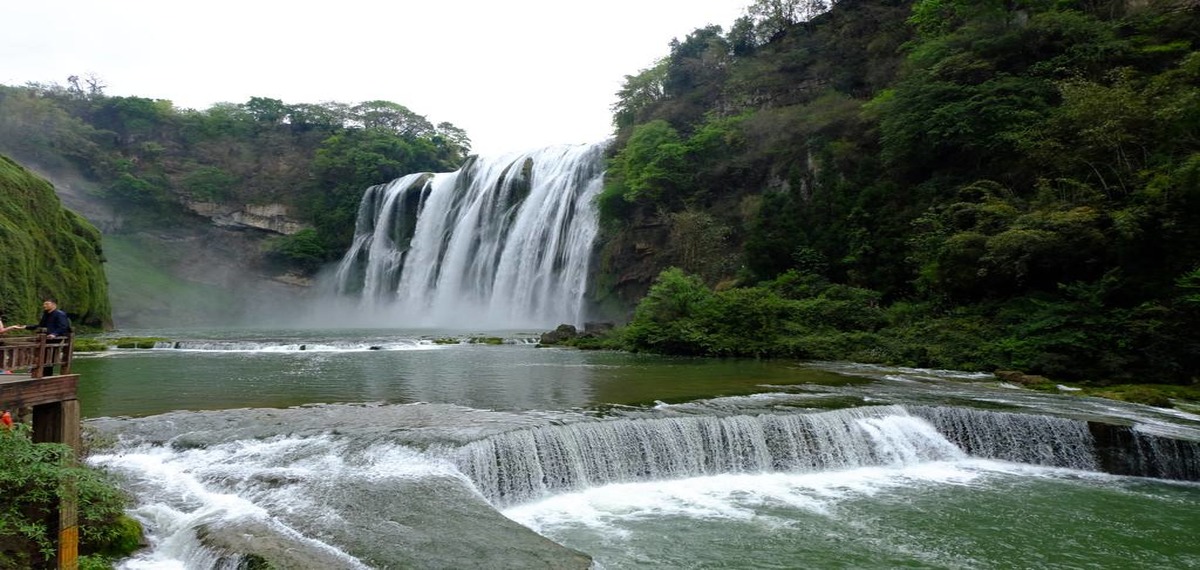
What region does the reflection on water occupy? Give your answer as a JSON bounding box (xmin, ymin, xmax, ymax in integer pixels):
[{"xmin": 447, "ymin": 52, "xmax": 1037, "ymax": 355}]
[{"xmin": 74, "ymin": 330, "xmax": 856, "ymax": 418}]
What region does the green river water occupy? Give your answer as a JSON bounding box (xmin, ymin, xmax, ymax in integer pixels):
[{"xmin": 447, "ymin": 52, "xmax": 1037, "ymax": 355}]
[{"xmin": 73, "ymin": 328, "xmax": 1200, "ymax": 569}]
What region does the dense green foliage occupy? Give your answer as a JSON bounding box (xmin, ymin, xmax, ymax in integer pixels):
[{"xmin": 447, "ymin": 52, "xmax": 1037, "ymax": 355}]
[
  {"xmin": 600, "ymin": 0, "xmax": 1200, "ymax": 384},
  {"xmin": 0, "ymin": 424, "xmax": 141, "ymax": 568},
  {"xmin": 0, "ymin": 87, "xmax": 470, "ymax": 267},
  {"xmin": 0, "ymin": 156, "xmax": 111, "ymax": 328}
]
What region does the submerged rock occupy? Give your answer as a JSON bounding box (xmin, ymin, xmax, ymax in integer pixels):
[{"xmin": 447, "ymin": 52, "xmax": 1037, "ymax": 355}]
[{"xmin": 994, "ymin": 370, "xmax": 1052, "ymax": 386}]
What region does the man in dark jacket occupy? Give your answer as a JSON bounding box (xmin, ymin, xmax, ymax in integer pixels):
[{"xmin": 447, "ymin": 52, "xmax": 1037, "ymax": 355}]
[
  {"xmin": 22, "ymin": 298, "xmax": 71, "ymax": 377},
  {"xmin": 24, "ymin": 298, "xmax": 71, "ymax": 338}
]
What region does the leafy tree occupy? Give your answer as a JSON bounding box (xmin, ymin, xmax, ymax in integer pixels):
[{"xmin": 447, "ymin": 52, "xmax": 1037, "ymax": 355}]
[
  {"xmin": 624, "ymin": 267, "xmax": 715, "ymax": 355},
  {"xmin": 746, "ymin": 0, "xmax": 833, "ymax": 43},
  {"xmin": 603, "ymin": 0, "xmax": 1200, "ymax": 384},
  {"xmin": 728, "ymin": 16, "xmax": 760, "ymax": 56},
  {"xmin": 264, "ymin": 228, "xmax": 326, "ymax": 272},
  {"xmin": 601, "ymin": 120, "xmax": 690, "ymax": 212},
  {"xmin": 612, "ymin": 60, "xmax": 669, "ymax": 130},
  {"xmin": 286, "ymin": 102, "xmax": 349, "ymax": 134},
  {"xmin": 660, "ymin": 26, "xmax": 733, "ymax": 128},
  {"xmin": 89, "ymin": 96, "xmax": 176, "ymax": 145},
  {"xmin": 106, "ymin": 173, "xmax": 168, "ymax": 207},
  {"xmin": 435, "ymin": 121, "xmax": 472, "ymax": 158},
  {"xmin": 0, "ymin": 86, "xmax": 104, "ymax": 172},
  {"xmin": 664, "ymin": 25, "xmax": 731, "ymax": 97},
  {"xmin": 350, "ymin": 100, "xmax": 435, "ymax": 137},
  {"xmin": 308, "ymin": 127, "xmax": 454, "ymax": 257},
  {"xmin": 245, "ymin": 96, "xmax": 288, "ymax": 125}
]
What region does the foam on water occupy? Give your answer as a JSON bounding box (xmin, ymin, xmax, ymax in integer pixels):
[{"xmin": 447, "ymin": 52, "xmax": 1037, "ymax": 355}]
[
  {"xmin": 89, "ymin": 437, "xmax": 384, "ymax": 569},
  {"xmin": 503, "ymin": 460, "xmax": 1025, "ymax": 534}
]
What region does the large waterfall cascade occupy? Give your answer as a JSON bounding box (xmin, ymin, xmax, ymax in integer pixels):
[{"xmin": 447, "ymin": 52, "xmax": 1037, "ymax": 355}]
[{"xmin": 333, "ymin": 143, "xmax": 608, "ymax": 329}]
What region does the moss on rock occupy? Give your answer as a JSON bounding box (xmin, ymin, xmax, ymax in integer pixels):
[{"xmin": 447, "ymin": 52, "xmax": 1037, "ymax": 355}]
[{"xmin": 0, "ymin": 155, "xmax": 111, "ymax": 329}]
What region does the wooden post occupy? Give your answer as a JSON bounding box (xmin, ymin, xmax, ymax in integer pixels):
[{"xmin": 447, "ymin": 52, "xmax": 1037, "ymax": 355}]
[
  {"xmin": 33, "ymin": 333, "xmax": 47, "ymax": 379},
  {"xmin": 61, "ymin": 331, "xmax": 74, "ymax": 375},
  {"xmin": 31, "ymin": 400, "xmax": 81, "ymax": 570}
]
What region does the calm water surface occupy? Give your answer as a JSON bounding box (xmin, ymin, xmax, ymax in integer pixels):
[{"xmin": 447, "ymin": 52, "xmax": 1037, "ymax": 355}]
[{"xmin": 73, "ymin": 328, "xmax": 859, "ymax": 418}]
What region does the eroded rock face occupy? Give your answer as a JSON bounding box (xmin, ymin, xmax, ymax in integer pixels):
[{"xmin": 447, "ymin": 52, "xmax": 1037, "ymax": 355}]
[
  {"xmin": 185, "ymin": 201, "xmax": 309, "ymax": 235},
  {"xmin": 539, "ymin": 324, "xmax": 578, "ymax": 345}
]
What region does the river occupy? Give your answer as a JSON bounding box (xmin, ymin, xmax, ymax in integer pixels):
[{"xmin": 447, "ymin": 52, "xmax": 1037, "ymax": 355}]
[{"xmin": 75, "ymin": 328, "xmax": 1200, "ymax": 569}]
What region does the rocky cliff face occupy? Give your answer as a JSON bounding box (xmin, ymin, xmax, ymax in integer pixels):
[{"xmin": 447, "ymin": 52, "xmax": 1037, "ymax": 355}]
[{"xmin": 184, "ymin": 201, "xmax": 309, "ymax": 235}]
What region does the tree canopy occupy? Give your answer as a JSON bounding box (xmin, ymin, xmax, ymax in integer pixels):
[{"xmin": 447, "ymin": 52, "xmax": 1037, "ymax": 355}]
[
  {"xmin": 598, "ymin": 0, "xmax": 1200, "ymax": 384},
  {"xmin": 0, "ymin": 84, "xmax": 472, "ymax": 266}
]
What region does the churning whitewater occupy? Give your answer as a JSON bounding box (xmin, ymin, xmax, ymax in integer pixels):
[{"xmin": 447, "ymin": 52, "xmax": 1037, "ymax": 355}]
[{"xmin": 332, "ymin": 143, "xmax": 607, "ymax": 329}]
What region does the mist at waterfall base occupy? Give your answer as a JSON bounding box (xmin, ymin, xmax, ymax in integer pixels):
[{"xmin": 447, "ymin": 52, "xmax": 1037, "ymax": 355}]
[{"xmin": 75, "ymin": 338, "xmax": 1200, "ymax": 569}]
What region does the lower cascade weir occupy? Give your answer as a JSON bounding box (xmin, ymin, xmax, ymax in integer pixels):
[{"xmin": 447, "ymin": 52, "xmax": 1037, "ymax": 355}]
[
  {"xmin": 449, "ymin": 405, "xmax": 1200, "ymax": 506},
  {"xmin": 1088, "ymin": 422, "xmax": 1200, "ymax": 480}
]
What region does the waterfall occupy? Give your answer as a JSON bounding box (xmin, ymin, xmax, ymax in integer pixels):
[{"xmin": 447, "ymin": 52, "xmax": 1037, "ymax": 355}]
[
  {"xmin": 447, "ymin": 405, "xmax": 1175, "ymax": 507},
  {"xmin": 910, "ymin": 406, "xmax": 1099, "ymax": 470},
  {"xmin": 450, "ymin": 406, "xmax": 966, "ymax": 506},
  {"xmin": 332, "ymin": 143, "xmax": 607, "ymax": 329},
  {"xmin": 1127, "ymin": 430, "xmax": 1200, "ymax": 479},
  {"xmin": 1089, "ymin": 422, "xmax": 1200, "ymax": 480}
]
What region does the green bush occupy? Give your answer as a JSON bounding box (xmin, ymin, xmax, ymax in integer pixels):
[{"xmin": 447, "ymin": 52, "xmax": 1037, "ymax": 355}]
[
  {"xmin": 73, "ymin": 339, "xmax": 109, "ymax": 353},
  {"xmin": 112, "ymin": 337, "xmax": 168, "ymax": 349},
  {"xmin": 264, "ymin": 229, "xmax": 326, "ymax": 273},
  {"xmin": 624, "ymin": 268, "xmax": 715, "ymax": 355},
  {"xmin": 0, "ymin": 424, "xmax": 138, "ymax": 567}
]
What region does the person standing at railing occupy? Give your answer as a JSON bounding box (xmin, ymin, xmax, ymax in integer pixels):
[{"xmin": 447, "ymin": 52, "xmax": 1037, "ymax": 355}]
[
  {"xmin": 16, "ymin": 298, "xmax": 71, "ymax": 376},
  {"xmin": 18, "ymin": 298, "xmax": 71, "ymax": 338}
]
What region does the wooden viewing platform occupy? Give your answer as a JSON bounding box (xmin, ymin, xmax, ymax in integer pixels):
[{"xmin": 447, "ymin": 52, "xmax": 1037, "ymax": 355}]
[{"xmin": 1, "ymin": 331, "xmax": 80, "ymax": 570}]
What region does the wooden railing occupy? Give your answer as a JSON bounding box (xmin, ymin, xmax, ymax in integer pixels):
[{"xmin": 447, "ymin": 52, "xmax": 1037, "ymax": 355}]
[
  {"xmin": 0, "ymin": 330, "xmax": 80, "ymax": 570},
  {"xmin": 0, "ymin": 331, "xmax": 74, "ymax": 378}
]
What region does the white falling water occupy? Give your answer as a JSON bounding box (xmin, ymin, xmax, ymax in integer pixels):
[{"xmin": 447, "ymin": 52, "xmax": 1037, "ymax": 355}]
[
  {"xmin": 333, "ymin": 143, "xmax": 607, "ymax": 329},
  {"xmin": 910, "ymin": 406, "xmax": 1099, "ymax": 470},
  {"xmin": 450, "ymin": 406, "xmax": 969, "ymax": 506}
]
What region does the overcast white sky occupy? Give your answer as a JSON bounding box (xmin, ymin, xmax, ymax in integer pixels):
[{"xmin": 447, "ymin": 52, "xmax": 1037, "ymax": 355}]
[{"xmin": 2, "ymin": 0, "xmax": 748, "ymax": 156}]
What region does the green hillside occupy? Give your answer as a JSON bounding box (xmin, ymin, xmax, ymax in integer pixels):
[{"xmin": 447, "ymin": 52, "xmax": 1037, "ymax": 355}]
[
  {"xmin": 596, "ymin": 0, "xmax": 1200, "ymax": 385},
  {"xmin": 0, "ymin": 87, "xmax": 470, "ymax": 270},
  {"xmin": 0, "ymin": 155, "xmax": 111, "ymax": 328}
]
